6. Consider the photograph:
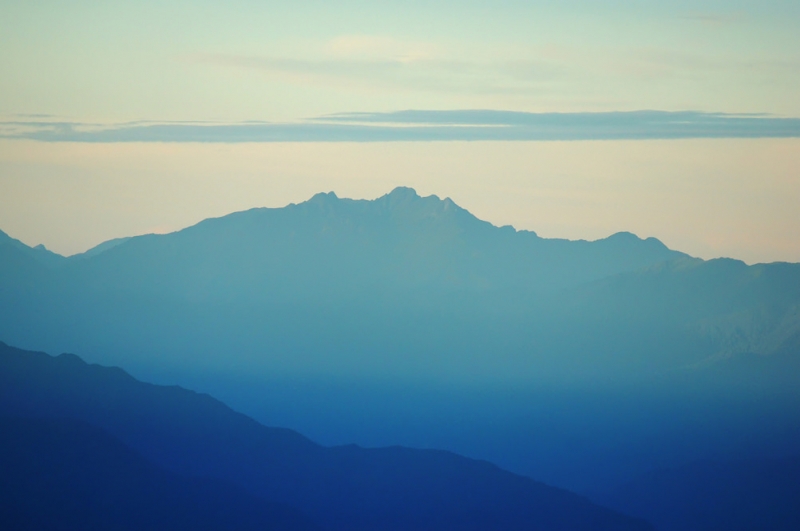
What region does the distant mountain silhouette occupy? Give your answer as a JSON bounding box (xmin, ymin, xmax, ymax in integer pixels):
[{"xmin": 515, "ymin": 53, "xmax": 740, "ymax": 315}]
[
  {"xmin": 0, "ymin": 416, "xmax": 317, "ymax": 531},
  {"xmin": 0, "ymin": 228, "xmax": 65, "ymax": 268},
  {"xmin": 1, "ymin": 187, "xmax": 799, "ymax": 492},
  {"xmin": 1, "ymin": 187, "xmax": 797, "ymax": 382},
  {"xmin": 78, "ymin": 236, "xmax": 133, "ymax": 259},
  {"xmin": 0, "ymin": 187, "xmax": 690, "ymax": 379},
  {"xmin": 597, "ymin": 455, "xmax": 800, "ymax": 531},
  {"xmin": 544, "ymin": 255, "xmax": 800, "ymax": 377},
  {"xmin": 63, "ymin": 186, "xmax": 683, "ymax": 294},
  {"xmin": 0, "ymin": 341, "xmax": 653, "ymax": 531}
]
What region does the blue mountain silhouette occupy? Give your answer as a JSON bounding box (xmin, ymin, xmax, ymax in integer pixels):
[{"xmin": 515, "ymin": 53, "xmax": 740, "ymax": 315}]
[
  {"xmin": 1, "ymin": 187, "xmax": 798, "ymax": 492},
  {"xmin": 0, "ymin": 416, "xmax": 317, "ymax": 531},
  {"xmin": 0, "ymin": 341, "xmax": 653, "ymax": 531}
]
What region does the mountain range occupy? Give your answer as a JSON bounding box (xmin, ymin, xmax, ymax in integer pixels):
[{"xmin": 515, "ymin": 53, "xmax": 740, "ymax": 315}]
[
  {"xmin": 0, "ymin": 416, "xmax": 317, "ymax": 531},
  {"xmin": 1, "ymin": 187, "xmax": 799, "ymax": 491},
  {"xmin": 0, "ymin": 341, "xmax": 652, "ymax": 531}
]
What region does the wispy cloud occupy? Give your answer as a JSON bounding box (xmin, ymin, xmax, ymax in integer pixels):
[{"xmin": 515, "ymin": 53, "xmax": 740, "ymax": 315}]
[
  {"xmin": 2, "ymin": 111, "xmax": 798, "ymax": 143},
  {"xmin": 325, "ymin": 35, "xmax": 435, "ymax": 64},
  {"xmin": 186, "ymin": 50, "xmax": 561, "ymax": 97},
  {"xmin": 184, "ymin": 42, "xmax": 799, "ymax": 110}
]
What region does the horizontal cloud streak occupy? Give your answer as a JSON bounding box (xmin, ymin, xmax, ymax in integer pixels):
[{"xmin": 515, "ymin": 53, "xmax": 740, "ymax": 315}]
[{"xmin": 2, "ymin": 111, "xmax": 799, "ymax": 142}]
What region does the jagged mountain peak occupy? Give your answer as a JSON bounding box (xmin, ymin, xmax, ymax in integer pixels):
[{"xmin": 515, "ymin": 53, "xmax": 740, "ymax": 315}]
[
  {"xmin": 371, "ymin": 187, "xmax": 471, "ymax": 221},
  {"xmin": 384, "ymin": 186, "xmax": 420, "ymax": 200},
  {"xmin": 307, "ymin": 190, "xmax": 339, "ymax": 203},
  {"xmin": 0, "ymin": 228, "xmax": 66, "ymax": 268},
  {"xmin": 277, "ymin": 186, "xmax": 478, "ymax": 231},
  {"xmin": 0, "ymin": 187, "xmax": 686, "ymax": 297},
  {"xmin": 302, "ymin": 186, "xmax": 448, "ymax": 210}
]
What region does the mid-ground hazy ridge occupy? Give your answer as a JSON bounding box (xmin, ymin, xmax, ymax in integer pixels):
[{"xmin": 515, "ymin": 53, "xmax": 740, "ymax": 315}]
[{"xmin": 0, "ymin": 342, "xmax": 653, "ymax": 531}]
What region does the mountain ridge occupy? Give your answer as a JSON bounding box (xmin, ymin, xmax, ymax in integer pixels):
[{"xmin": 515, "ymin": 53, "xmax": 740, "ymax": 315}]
[
  {"xmin": 8, "ymin": 187, "xmax": 681, "ymax": 262},
  {"xmin": 2, "ymin": 187, "xmax": 799, "ymax": 492},
  {"xmin": 0, "ymin": 341, "xmax": 654, "ymax": 531},
  {"xmin": 0, "ymin": 416, "xmax": 318, "ymax": 531}
]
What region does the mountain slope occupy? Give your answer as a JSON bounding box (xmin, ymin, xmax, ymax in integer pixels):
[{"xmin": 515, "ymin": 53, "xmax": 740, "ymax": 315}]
[
  {"xmin": 0, "ymin": 416, "xmax": 317, "ymax": 531},
  {"xmin": 0, "ymin": 229, "xmax": 61, "ymax": 290},
  {"xmin": 553, "ymin": 256, "xmax": 800, "ymax": 377},
  {"xmin": 0, "ymin": 229, "xmax": 65, "ymax": 269},
  {"xmin": 0, "ymin": 187, "xmax": 687, "ymax": 381},
  {"xmin": 60, "ymin": 186, "xmax": 684, "ymax": 296},
  {"xmin": 598, "ymin": 456, "xmax": 800, "ymax": 531},
  {"xmin": 2, "ymin": 187, "xmax": 799, "ymax": 493},
  {"xmin": 0, "ymin": 341, "xmax": 653, "ymax": 531}
]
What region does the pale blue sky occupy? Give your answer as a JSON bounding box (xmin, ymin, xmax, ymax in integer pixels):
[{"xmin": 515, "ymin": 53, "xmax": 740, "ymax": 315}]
[
  {"xmin": 1, "ymin": 1, "xmax": 799, "ymax": 263},
  {"xmin": 2, "ymin": 1, "xmax": 799, "ymax": 122}
]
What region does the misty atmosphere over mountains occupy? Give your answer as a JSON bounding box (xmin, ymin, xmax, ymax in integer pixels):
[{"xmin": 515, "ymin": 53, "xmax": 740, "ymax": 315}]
[
  {"xmin": 2, "ymin": 186, "xmax": 799, "ymax": 530},
  {"xmin": 0, "ymin": 343, "xmax": 652, "ymax": 531},
  {"xmin": 4, "ymin": 0, "xmax": 800, "ymax": 528}
]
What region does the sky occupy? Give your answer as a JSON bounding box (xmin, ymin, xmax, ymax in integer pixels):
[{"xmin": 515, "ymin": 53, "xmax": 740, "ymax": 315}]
[{"xmin": 1, "ymin": 0, "xmax": 799, "ymax": 262}]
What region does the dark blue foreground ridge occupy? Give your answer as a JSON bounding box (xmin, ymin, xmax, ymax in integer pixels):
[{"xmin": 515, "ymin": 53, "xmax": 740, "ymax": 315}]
[
  {"xmin": 0, "ymin": 341, "xmax": 653, "ymax": 531},
  {"xmin": 0, "ymin": 416, "xmax": 318, "ymax": 531}
]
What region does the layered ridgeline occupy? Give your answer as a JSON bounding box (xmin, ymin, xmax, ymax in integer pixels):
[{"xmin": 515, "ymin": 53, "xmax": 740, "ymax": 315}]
[
  {"xmin": 4, "ymin": 185, "xmax": 789, "ymax": 376},
  {"xmin": 0, "ymin": 342, "xmax": 652, "ymax": 531},
  {"xmin": 0, "ymin": 417, "xmax": 317, "ymax": 531},
  {"xmin": 1, "ymin": 187, "xmax": 799, "ymax": 490}
]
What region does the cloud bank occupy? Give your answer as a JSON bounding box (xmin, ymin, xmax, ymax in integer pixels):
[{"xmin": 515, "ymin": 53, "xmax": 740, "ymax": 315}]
[{"xmin": 2, "ymin": 110, "xmax": 799, "ymax": 143}]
